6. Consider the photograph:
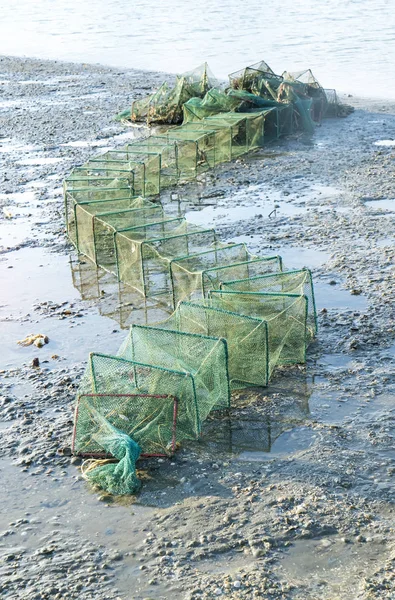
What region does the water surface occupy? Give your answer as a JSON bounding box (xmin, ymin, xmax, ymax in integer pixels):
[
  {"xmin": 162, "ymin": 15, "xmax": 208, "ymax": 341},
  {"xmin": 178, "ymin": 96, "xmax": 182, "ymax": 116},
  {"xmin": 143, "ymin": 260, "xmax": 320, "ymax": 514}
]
[{"xmin": 1, "ymin": 0, "xmax": 394, "ymax": 98}]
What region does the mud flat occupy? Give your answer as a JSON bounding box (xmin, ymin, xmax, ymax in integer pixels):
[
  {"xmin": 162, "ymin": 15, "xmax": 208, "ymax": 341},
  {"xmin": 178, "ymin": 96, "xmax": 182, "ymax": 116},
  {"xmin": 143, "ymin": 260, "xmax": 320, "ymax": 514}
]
[{"xmin": 0, "ymin": 55, "xmax": 395, "ymax": 599}]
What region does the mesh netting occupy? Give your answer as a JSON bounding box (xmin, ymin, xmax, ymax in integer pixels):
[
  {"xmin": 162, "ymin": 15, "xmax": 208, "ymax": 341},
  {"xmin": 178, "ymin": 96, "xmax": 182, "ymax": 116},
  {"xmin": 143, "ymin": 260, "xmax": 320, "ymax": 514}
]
[
  {"xmin": 118, "ymin": 63, "xmax": 218, "ymax": 125},
  {"xmin": 73, "ymin": 393, "xmax": 178, "ymax": 457},
  {"xmin": 170, "ymin": 243, "xmax": 283, "ymax": 306},
  {"xmin": 81, "ymin": 352, "xmax": 201, "ymax": 440},
  {"xmin": 64, "ymin": 58, "xmax": 351, "ymax": 496},
  {"xmin": 158, "ymin": 300, "xmax": 269, "ymax": 388},
  {"xmin": 220, "ymin": 268, "xmax": 317, "ymax": 337},
  {"xmin": 208, "ymin": 290, "xmax": 309, "ymax": 370},
  {"xmin": 115, "ymin": 220, "xmax": 217, "ymax": 297},
  {"xmin": 118, "ymin": 325, "xmax": 230, "ymax": 421}
]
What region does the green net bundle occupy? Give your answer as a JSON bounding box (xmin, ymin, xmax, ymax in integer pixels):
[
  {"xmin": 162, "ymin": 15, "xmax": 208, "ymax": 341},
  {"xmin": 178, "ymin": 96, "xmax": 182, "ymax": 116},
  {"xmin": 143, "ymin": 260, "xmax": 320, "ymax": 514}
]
[
  {"xmin": 73, "ymin": 393, "xmax": 178, "ymax": 457},
  {"xmin": 117, "ymin": 63, "xmax": 218, "ymax": 125},
  {"xmin": 79, "ymin": 403, "xmax": 142, "ymax": 495}
]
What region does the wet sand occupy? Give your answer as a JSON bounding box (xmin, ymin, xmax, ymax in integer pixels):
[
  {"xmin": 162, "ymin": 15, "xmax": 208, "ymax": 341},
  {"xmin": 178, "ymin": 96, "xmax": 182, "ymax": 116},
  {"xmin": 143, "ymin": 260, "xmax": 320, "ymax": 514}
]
[{"xmin": 1, "ymin": 55, "xmax": 395, "ymax": 599}]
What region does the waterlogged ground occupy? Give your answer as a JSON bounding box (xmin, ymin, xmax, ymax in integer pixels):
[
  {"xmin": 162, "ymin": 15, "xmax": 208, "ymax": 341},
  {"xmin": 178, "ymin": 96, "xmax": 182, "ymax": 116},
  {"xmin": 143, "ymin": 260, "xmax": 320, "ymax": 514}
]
[{"xmin": 0, "ymin": 56, "xmax": 395, "ymax": 599}]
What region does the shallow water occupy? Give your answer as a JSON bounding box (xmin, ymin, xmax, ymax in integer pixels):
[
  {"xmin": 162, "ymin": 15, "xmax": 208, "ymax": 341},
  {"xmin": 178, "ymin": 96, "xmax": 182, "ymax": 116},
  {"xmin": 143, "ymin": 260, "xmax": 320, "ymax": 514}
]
[{"xmin": 1, "ymin": 1, "xmax": 395, "ymax": 98}]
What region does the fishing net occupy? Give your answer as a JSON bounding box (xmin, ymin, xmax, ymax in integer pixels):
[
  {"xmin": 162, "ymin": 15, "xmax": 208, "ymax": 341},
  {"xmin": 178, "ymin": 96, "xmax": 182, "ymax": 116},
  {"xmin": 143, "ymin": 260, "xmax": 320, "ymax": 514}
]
[
  {"xmin": 81, "ymin": 352, "xmax": 201, "ymax": 440},
  {"xmin": 115, "ymin": 219, "xmax": 217, "ymax": 297},
  {"xmin": 228, "ymin": 60, "xmax": 280, "ymax": 94},
  {"xmin": 86, "ymin": 150, "xmax": 161, "ymax": 196},
  {"xmin": 119, "ymin": 324, "xmax": 230, "ymax": 421},
  {"xmin": 118, "ymin": 63, "xmax": 218, "ymax": 125},
  {"xmin": 220, "ymin": 268, "xmax": 317, "ymax": 337},
  {"xmin": 122, "ymin": 137, "xmax": 179, "ymax": 188},
  {"xmin": 208, "ymin": 290, "xmax": 309, "ymax": 369},
  {"xmin": 90, "ymin": 204, "xmax": 165, "ymax": 272},
  {"xmin": 182, "ymin": 89, "xmax": 242, "ymax": 123},
  {"xmin": 73, "ymin": 393, "xmax": 178, "ymax": 457},
  {"xmin": 157, "ymin": 126, "xmax": 217, "ymax": 180},
  {"xmin": 69, "ymin": 197, "xmax": 158, "ymax": 262},
  {"xmin": 170, "ymin": 244, "xmax": 283, "ymax": 306},
  {"xmin": 158, "ymin": 300, "xmax": 270, "ymax": 388},
  {"xmin": 79, "ymin": 404, "xmax": 142, "ymax": 496}
]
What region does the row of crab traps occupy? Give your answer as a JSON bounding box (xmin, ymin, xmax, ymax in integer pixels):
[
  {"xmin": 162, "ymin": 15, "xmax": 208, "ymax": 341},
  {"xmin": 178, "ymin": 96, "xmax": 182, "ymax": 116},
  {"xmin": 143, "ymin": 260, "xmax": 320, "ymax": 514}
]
[
  {"xmin": 70, "ymin": 222, "xmax": 318, "ymax": 495},
  {"xmin": 72, "ymin": 265, "xmax": 317, "ymax": 495},
  {"xmin": 67, "ymin": 60, "xmax": 328, "ymax": 496}
]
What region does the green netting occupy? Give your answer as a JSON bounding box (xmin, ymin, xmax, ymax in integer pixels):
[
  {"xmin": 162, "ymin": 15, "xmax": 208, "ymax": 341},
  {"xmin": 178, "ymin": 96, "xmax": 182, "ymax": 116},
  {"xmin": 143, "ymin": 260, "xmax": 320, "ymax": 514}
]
[
  {"xmin": 72, "ymin": 198, "xmax": 157, "ymax": 261},
  {"xmin": 80, "ymin": 405, "xmax": 142, "ymax": 496},
  {"xmin": 81, "ymin": 352, "xmax": 201, "ymax": 440},
  {"xmin": 122, "ymin": 138, "xmax": 179, "ymax": 188},
  {"xmin": 200, "ymin": 255, "xmax": 283, "ymax": 296},
  {"xmin": 158, "ymin": 300, "xmax": 269, "ymax": 388},
  {"xmin": 183, "ymin": 89, "xmax": 242, "ymax": 123},
  {"xmin": 64, "ymin": 172, "xmax": 134, "ymax": 193},
  {"xmin": 118, "ymin": 63, "xmax": 218, "ymax": 125},
  {"xmin": 169, "ymin": 243, "xmax": 281, "ymax": 306},
  {"xmin": 65, "ymin": 193, "xmax": 143, "ymax": 247},
  {"xmin": 228, "ymin": 60, "xmax": 279, "ymax": 94},
  {"xmin": 73, "ymin": 393, "xmax": 178, "ymax": 457},
  {"xmin": 63, "ymin": 59, "xmax": 352, "ymax": 496},
  {"xmin": 82, "ymin": 150, "xmax": 161, "ymax": 196},
  {"xmin": 115, "ymin": 220, "xmax": 217, "ymax": 297},
  {"xmin": 157, "ymin": 127, "xmax": 217, "ymax": 179},
  {"xmin": 91, "ymin": 204, "xmax": 165, "ymax": 272},
  {"xmin": 208, "ymin": 290, "xmax": 309, "ymax": 368},
  {"xmin": 119, "ymin": 324, "xmax": 230, "ymax": 421},
  {"xmin": 220, "ymin": 269, "xmax": 317, "ymax": 336}
]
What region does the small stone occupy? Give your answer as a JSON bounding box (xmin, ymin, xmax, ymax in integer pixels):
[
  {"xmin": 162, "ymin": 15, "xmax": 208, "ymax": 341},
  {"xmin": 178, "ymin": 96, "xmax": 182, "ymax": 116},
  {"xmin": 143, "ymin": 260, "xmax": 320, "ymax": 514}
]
[
  {"xmin": 233, "ymin": 580, "xmax": 241, "ymax": 589},
  {"xmin": 99, "ymin": 495, "xmax": 113, "ymax": 503},
  {"xmin": 214, "ymin": 589, "xmax": 222, "ymax": 596},
  {"xmin": 31, "ymin": 357, "xmax": 40, "ymax": 368}
]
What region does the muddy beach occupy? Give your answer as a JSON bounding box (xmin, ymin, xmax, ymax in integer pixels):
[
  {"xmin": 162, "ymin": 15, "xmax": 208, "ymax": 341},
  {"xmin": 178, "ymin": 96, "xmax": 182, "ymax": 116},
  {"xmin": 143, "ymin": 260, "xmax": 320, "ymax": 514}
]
[{"xmin": 1, "ymin": 55, "xmax": 395, "ymax": 600}]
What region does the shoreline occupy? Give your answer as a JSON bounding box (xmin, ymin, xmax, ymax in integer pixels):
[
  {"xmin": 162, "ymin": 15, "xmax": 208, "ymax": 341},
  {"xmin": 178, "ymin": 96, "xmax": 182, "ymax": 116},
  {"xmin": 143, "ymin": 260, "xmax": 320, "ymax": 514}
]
[{"xmin": 1, "ymin": 55, "xmax": 395, "ymax": 600}]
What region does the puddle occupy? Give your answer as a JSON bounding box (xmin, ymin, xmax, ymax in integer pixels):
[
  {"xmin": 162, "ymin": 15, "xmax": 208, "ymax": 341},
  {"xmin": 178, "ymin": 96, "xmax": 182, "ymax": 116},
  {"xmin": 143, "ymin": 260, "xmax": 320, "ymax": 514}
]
[
  {"xmin": 279, "ymin": 536, "xmax": 387, "ymax": 597},
  {"xmin": 18, "ymin": 157, "xmax": 65, "ymax": 166},
  {"xmin": 0, "ymin": 248, "xmax": 128, "ymax": 369},
  {"xmin": 0, "ymin": 219, "xmax": 37, "ymax": 247},
  {"xmin": 238, "ymin": 427, "xmax": 318, "ymax": 461},
  {"xmin": 373, "ymin": 139, "xmax": 395, "ymax": 146},
  {"xmin": 364, "ymin": 198, "xmax": 395, "ymax": 212},
  {"xmin": 377, "ymin": 236, "xmax": 394, "ymax": 247},
  {"xmin": 314, "ymin": 281, "xmax": 367, "ymax": 310},
  {"xmin": 60, "ymin": 139, "xmax": 110, "ymax": 148},
  {"xmin": 0, "ymin": 141, "xmax": 39, "ymax": 153},
  {"xmin": 186, "ymin": 183, "xmax": 345, "ymax": 226},
  {"xmin": 228, "ymin": 237, "xmax": 331, "ymax": 269},
  {"xmin": 0, "ymin": 190, "xmax": 37, "ymax": 204}
]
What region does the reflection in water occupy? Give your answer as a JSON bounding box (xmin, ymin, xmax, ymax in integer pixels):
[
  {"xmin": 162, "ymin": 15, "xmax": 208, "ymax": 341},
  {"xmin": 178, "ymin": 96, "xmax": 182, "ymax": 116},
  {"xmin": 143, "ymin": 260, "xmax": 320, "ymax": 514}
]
[
  {"xmin": 196, "ymin": 378, "xmax": 311, "ymax": 456},
  {"xmin": 70, "ymin": 255, "xmax": 172, "ymax": 329}
]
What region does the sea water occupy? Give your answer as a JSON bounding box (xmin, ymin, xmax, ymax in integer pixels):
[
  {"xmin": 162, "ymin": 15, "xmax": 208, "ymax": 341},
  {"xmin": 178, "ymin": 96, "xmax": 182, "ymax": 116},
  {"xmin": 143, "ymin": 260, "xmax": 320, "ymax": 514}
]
[{"xmin": 0, "ymin": 0, "xmax": 394, "ymax": 97}]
